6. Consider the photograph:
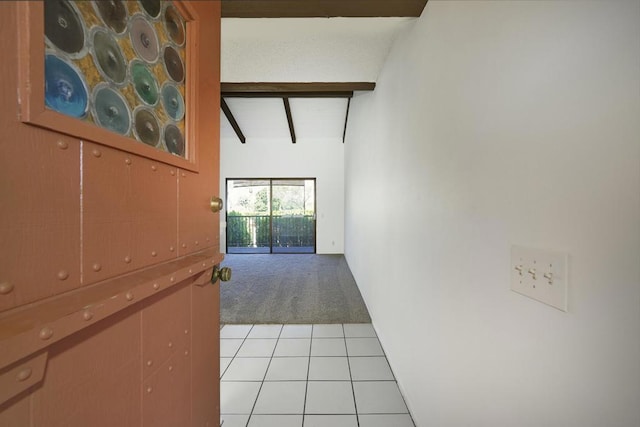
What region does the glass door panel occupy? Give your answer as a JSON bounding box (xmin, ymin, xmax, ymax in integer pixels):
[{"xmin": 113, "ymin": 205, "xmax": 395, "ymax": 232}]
[
  {"xmin": 271, "ymin": 179, "xmax": 315, "ymax": 253},
  {"xmin": 226, "ymin": 179, "xmax": 271, "ymax": 253},
  {"xmin": 226, "ymin": 179, "xmax": 316, "ymax": 254}
]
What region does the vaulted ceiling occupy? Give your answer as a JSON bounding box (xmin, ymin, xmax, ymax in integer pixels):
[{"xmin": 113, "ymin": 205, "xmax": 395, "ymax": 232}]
[{"xmin": 219, "ymin": 0, "xmax": 428, "ymax": 143}]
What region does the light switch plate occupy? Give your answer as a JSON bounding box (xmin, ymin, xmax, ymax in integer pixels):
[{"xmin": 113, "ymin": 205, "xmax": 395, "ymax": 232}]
[{"xmin": 511, "ymin": 245, "xmax": 568, "ymax": 312}]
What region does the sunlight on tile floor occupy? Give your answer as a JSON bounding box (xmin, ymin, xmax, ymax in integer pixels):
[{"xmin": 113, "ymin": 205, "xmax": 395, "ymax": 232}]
[{"xmin": 220, "ymin": 324, "xmax": 416, "ymax": 427}]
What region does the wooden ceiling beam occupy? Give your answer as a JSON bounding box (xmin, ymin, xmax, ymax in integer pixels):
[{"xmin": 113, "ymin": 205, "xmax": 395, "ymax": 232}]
[
  {"xmin": 342, "ymin": 97, "xmax": 351, "ymax": 144},
  {"xmin": 222, "ymin": 0, "xmax": 428, "ymax": 18},
  {"xmin": 220, "ymin": 98, "xmax": 246, "ymax": 144},
  {"xmin": 221, "ymin": 82, "xmax": 375, "ymax": 98},
  {"xmin": 223, "ymin": 91, "xmax": 354, "ymax": 99},
  {"xmin": 283, "ymin": 98, "xmax": 296, "ymax": 144},
  {"xmin": 221, "ymin": 83, "xmax": 375, "ymax": 144}
]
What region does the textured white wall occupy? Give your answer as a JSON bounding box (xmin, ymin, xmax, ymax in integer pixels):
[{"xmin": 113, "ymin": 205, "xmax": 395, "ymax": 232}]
[
  {"xmin": 345, "ymin": 1, "xmax": 640, "ymax": 426},
  {"xmin": 222, "ymin": 18, "xmax": 413, "ymax": 82},
  {"xmin": 220, "ymin": 131, "xmax": 345, "ymax": 254}
]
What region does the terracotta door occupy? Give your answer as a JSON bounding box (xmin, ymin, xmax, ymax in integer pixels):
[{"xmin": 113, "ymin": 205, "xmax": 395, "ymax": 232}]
[{"xmin": 0, "ymin": 2, "xmax": 222, "ymax": 426}]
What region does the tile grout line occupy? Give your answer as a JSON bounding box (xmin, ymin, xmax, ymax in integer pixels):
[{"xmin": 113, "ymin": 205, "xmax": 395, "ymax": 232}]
[
  {"xmin": 344, "ymin": 324, "xmax": 361, "ymax": 427},
  {"xmin": 245, "ymin": 324, "xmax": 284, "ymax": 427},
  {"xmin": 302, "ymin": 325, "xmax": 315, "ymax": 426},
  {"xmin": 220, "ymin": 324, "xmax": 255, "ymax": 379},
  {"xmin": 220, "ymin": 324, "xmax": 256, "ymax": 427},
  {"xmin": 372, "ymin": 327, "xmax": 417, "ymax": 427},
  {"xmin": 221, "ymin": 324, "xmax": 416, "ymax": 427}
]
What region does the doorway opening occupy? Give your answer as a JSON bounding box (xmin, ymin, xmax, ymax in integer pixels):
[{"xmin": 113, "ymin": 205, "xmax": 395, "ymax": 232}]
[{"xmin": 226, "ymin": 178, "xmax": 316, "ymax": 254}]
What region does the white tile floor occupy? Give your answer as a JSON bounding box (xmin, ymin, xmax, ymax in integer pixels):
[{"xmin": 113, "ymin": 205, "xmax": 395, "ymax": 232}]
[{"xmin": 220, "ymin": 324, "xmax": 415, "ymax": 427}]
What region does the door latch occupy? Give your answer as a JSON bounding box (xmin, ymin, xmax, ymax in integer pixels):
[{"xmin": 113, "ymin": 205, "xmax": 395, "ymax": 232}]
[
  {"xmin": 210, "ymin": 197, "xmax": 223, "ymax": 213},
  {"xmin": 211, "ymin": 265, "xmax": 232, "ymax": 283}
]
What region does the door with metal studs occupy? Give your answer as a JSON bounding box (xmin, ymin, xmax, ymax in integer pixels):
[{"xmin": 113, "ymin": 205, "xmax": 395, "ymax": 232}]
[{"xmin": 0, "ymin": 1, "xmax": 225, "ymax": 425}]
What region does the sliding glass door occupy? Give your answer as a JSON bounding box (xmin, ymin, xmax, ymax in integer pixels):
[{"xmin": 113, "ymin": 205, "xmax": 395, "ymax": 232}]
[{"xmin": 226, "ymin": 179, "xmax": 316, "ymax": 254}]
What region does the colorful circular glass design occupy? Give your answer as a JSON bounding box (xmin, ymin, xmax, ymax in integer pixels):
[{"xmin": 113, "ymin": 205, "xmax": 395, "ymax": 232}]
[
  {"xmin": 133, "ymin": 107, "xmax": 161, "ymax": 146},
  {"xmin": 163, "ymin": 124, "xmax": 185, "ymax": 156},
  {"xmin": 131, "ymin": 61, "xmax": 159, "ymax": 106},
  {"xmin": 92, "ymin": 29, "xmax": 127, "ymax": 84},
  {"xmin": 44, "ymin": 54, "xmax": 88, "ymax": 118},
  {"xmin": 45, "ymin": 0, "xmax": 85, "ymax": 55},
  {"xmin": 94, "ymin": 0, "xmax": 128, "ymax": 34},
  {"xmin": 164, "ymin": 5, "xmax": 185, "ymax": 46},
  {"xmin": 161, "ymin": 83, "xmax": 185, "ymax": 121},
  {"xmin": 163, "ymin": 45, "xmax": 184, "ymax": 83},
  {"xmin": 138, "ymin": 0, "xmax": 162, "ymax": 19},
  {"xmin": 43, "ymin": 1, "xmax": 188, "ymax": 157},
  {"xmin": 92, "ymin": 84, "xmax": 131, "ymax": 135},
  {"xmin": 130, "ymin": 15, "xmax": 159, "ymax": 63}
]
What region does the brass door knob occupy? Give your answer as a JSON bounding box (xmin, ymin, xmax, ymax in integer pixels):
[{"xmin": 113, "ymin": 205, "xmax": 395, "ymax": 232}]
[
  {"xmin": 210, "ymin": 196, "xmax": 223, "ymax": 213},
  {"xmin": 211, "ymin": 266, "xmax": 232, "ymax": 283}
]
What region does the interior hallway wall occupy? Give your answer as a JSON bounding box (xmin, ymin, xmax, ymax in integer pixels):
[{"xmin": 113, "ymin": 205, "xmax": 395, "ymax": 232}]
[
  {"xmin": 220, "ymin": 134, "xmax": 344, "ymax": 254},
  {"xmin": 344, "ymin": 1, "xmax": 640, "ymax": 426}
]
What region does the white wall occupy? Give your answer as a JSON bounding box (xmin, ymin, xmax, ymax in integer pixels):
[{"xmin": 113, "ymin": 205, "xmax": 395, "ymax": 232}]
[
  {"xmin": 344, "ymin": 1, "xmax": 640, "ymax": 426},
  {"xmin": 220, "ymin": 134, "xmax": 345, "ymax": 254},
  {"xmin": 222, "ymin": 18, "xmax": 413, "ymax": 82}
]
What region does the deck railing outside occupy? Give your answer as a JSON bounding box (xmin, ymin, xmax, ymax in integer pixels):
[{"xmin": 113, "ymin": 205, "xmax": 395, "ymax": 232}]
[{"xmin": 227, "ymin": 215, "xmax": 315, "ymax": 253}]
